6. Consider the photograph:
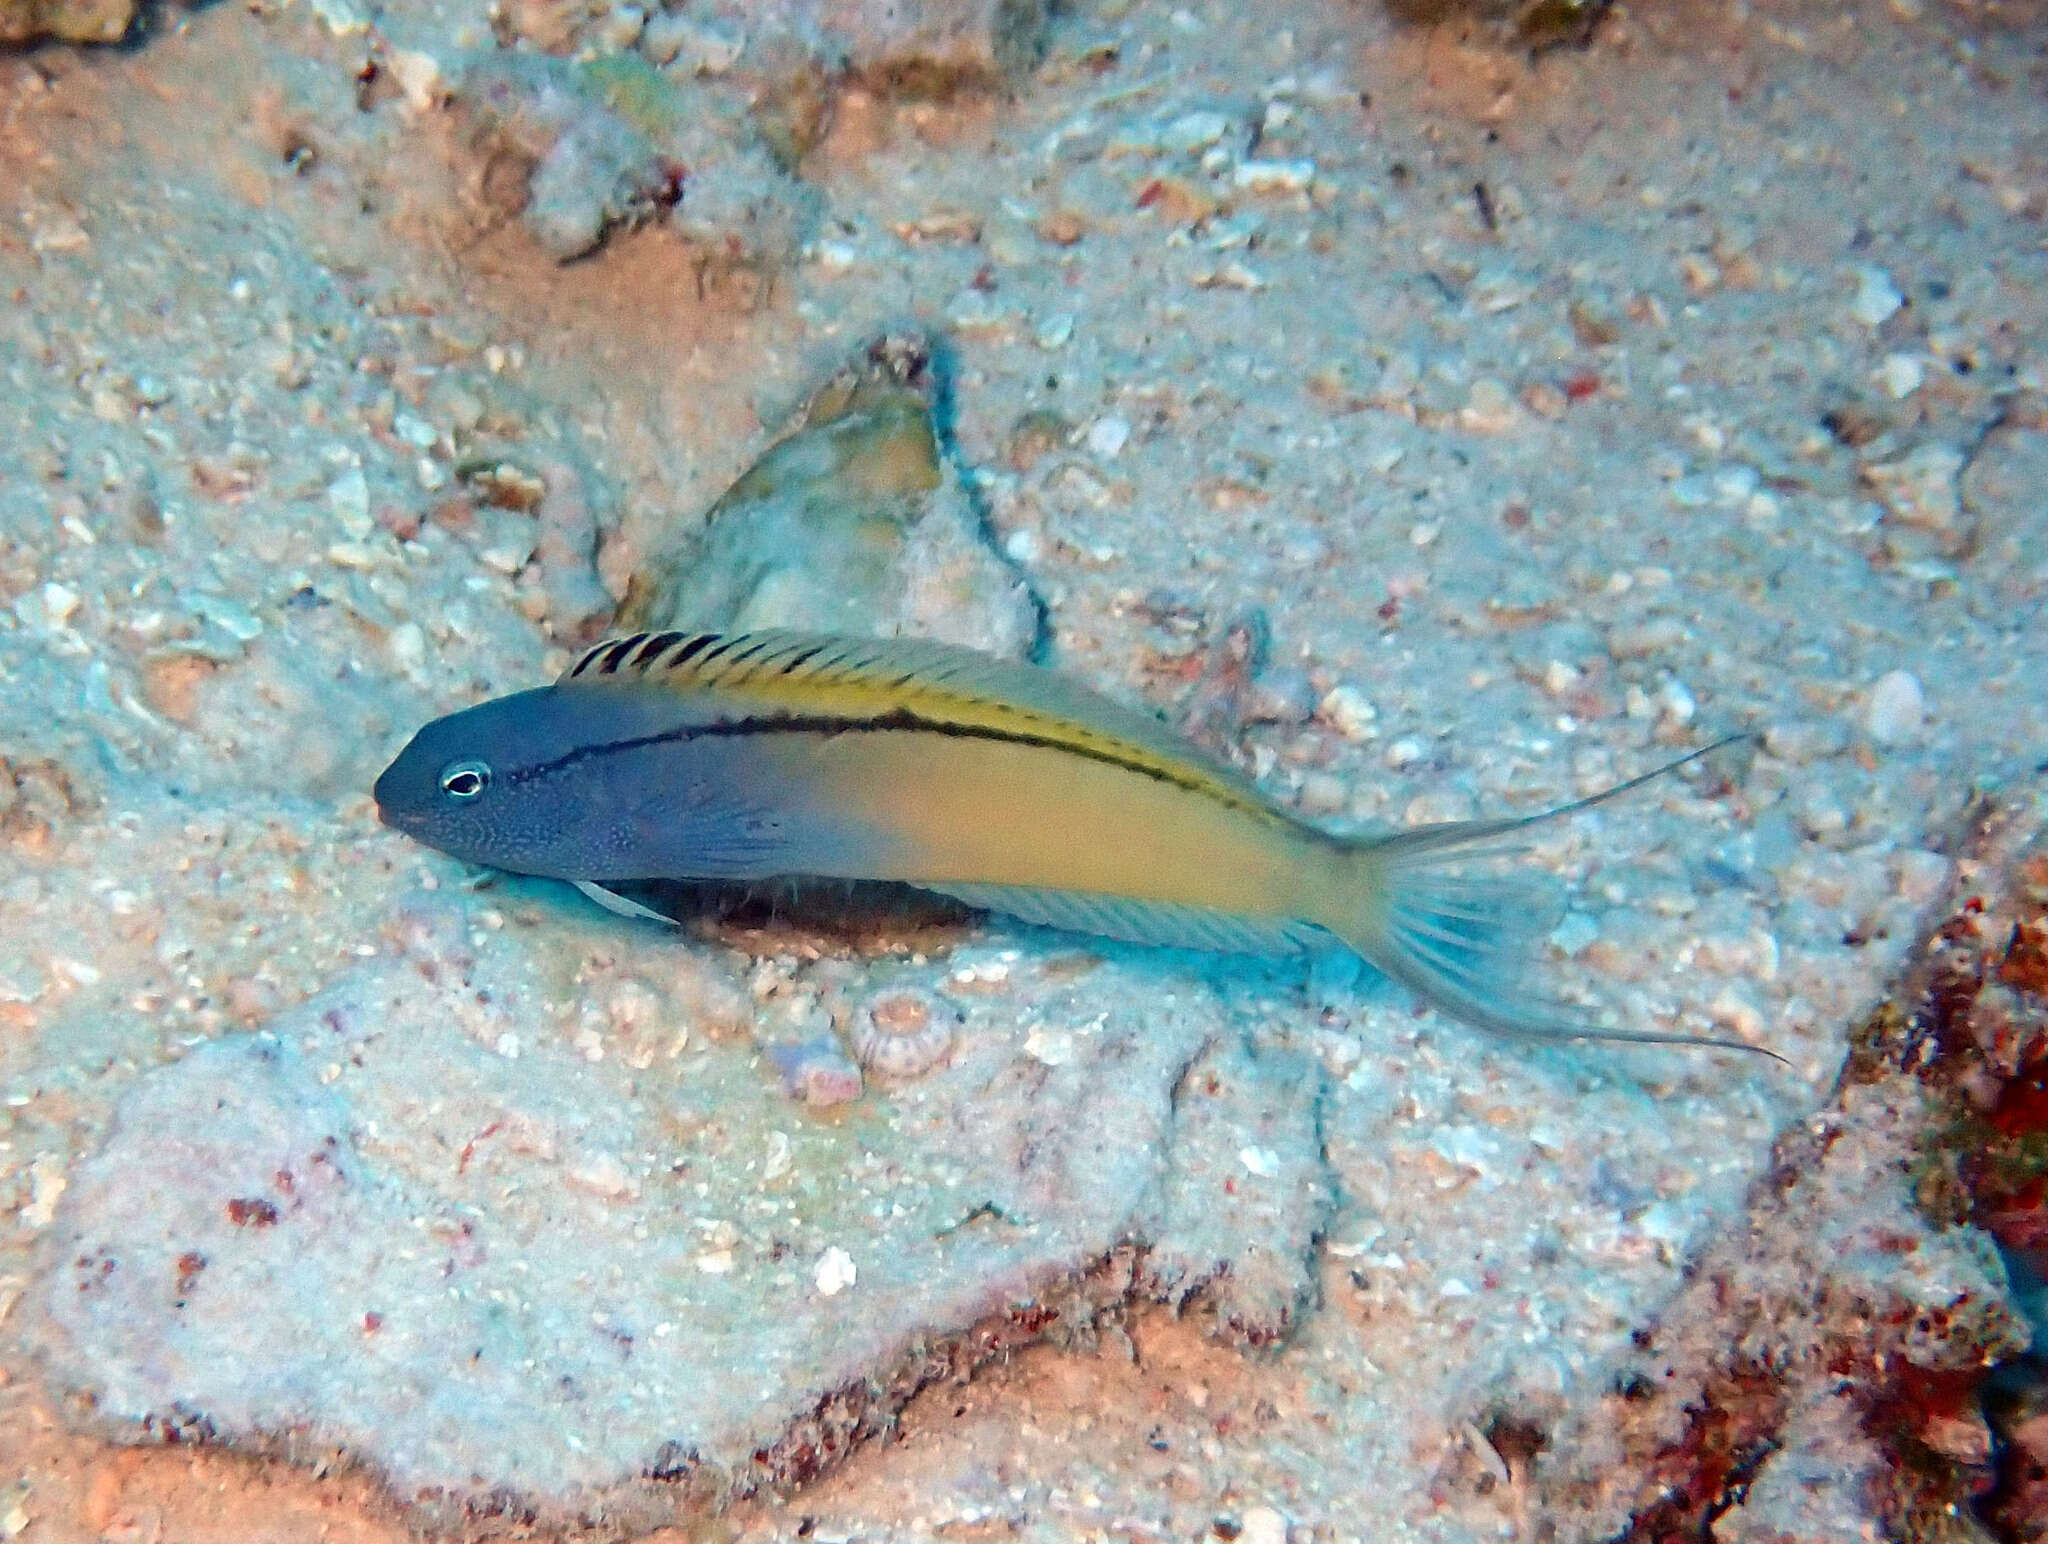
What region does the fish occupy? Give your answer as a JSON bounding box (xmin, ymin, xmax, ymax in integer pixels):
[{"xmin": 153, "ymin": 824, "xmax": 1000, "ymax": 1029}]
[{"xmin": 373, "ymin": 628, "xmax": 1771, "ymax": 1056}]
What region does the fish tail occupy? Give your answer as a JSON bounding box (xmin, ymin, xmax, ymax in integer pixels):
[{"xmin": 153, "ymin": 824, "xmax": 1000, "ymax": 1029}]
[{"xmin": 1316, "ymin": 737, "xmax": 1784, "ymax": 1060}]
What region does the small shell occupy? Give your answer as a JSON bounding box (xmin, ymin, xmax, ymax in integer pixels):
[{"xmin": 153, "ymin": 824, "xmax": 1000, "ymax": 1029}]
[
  {"xmin": 768, "ymin": 1038, "xmax": 863, "ymax": 1107},
  {"xmin": 849, "ymin": 988, "xmax": 959, "ymax": 1082}
]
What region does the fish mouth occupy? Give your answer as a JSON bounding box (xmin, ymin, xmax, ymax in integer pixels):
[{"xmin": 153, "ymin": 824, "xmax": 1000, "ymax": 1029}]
[{"xmin": 370, "ymin": 764, "xmax": 416, "ymax": 832}]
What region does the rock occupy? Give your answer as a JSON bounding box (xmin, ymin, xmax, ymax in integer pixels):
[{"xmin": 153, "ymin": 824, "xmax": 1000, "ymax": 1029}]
[
  {"xmin": 452, "ymin": 51, "xmax": 814, "ymax": 275},
  {"xmin": 0, "ymin": 0, "xmax": 130, "ymax": 44},
  {"xmin": 1316, "ymin": 685, "xmax": 1377, "ymax": 743},
  {"xmin": 30, "ymin": 918, "xmax": 1332, "ymax": 1531},
  {"xmin": 619, "ymin": 333, "xmax": 1041, "ymax": 659},
  {"xmin": 1862, "ymin": 442, "xmax": 1971, "ymax": 560},
  {"xmin": 1133, "ymin": 1034, "xmax": 1332, "ymax": 1343},
  {"xmin": 1522, "ymin": 806, "xmax": 2041, "ymax": 1542},
  {"xmin": 1862, "ymin": 443, "xmax": 1964, "ymax": 530},
  {"xmin": 1709, "ymin": 1390, "xmax": 1890, "ymax": 1544},
  {"xmin": 764, "ymin": 0, "xmax": 1051, "ymax": 89},
  {"xmin": 530, "ymin": 458, "xmax": 616, "ymax": 642},
  {"xmin": 1960, "ymin": 408, "xmax": 2048, "ymax": 542}
]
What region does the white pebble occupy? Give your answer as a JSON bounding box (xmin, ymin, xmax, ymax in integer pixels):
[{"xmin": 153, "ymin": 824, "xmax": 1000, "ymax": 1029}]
[
  {"xmin": 40, "ymin": 580, "xmax": 80, "ymax": 625},
  {"xmin": 1850, "ymin": 265, "xmax": 1904, "ymax": 327},
  {"xmin": 1762, "ymin": 718, "xmax": 1847, "ymax": 765},
  {"xmin": 811, "ymin": 238, "xmax": 857, "ymax": 273},
  {"xmin": 327, "ymin": 466, "xmax": 372, "ymax": 537},
  {"xmin": 814, "ymin": 1245, "xmax": 857, "ymax": 1296},
  {"xmin": 1458, "ymin": 378, "xmax": 1519, "ymax": 434},
  {"xmin": 1878, "ymin": 353, "xmax": 1925, "ymax": 398},
  {"xmin": 1238, "ymin": 1145, "xmax": 1281, "ymax": 1178},
  {"xmin": 1864, "ymin": 669, "xmax": 1926, "ymax": 746},
  {"xmin": 1233, "ymin": 157, "xmax": 1316, "ymax": 193},
  {"xmin": 387, "ymin": 621, "xmax": 427, "ymax": 674},
  {"xmin": 1161, "ymin": 109, "xmax": 1231, "ymax": 152},
  {"xmin": 1237, "ymin": 1507, "xmax": 1289, "ymax": 1544},
  {"xmin": 1035, "ymin": 312, "xmax": 1075, "ymax": 350},
  {"xmin": 1203, "ymin": 260, "xmax": 1268, "ymax": 291},
  {"xmin": 762, "ymin": 1130, "xmax": 793, "ymax": 1183},
  {"xmin": 386, "ymin": 48, "xmax": 444, "ymax": 112},
  {"xmin": 566, "ymin": 1151, "xmax": 636, "ymax": 1199},
  {"xmin": 1658, "ymin": 677, "xmax": 1697, "ymax": 725},
  {"xmin": 1086, "ymin": 416, "xmax": 1130, "ymax": 459},
  {"xmin": 1712, "ymin": 464, "xmax": 1760, "ymax": 505},
  {"xmin": 1022, "ymin": 1026, "xmax": 1075, "ymax": 1066},
  {"xmin": 23, "ymin": 1156, "xmax": 67, "ymax": 1230},
  {"xmin": 1796, "ymin": 786, "xmax": 1849, "ymax": 841},
  {"xmin": 1317, "ymin": 684, "xmax": 1377, "ymax": 742}
]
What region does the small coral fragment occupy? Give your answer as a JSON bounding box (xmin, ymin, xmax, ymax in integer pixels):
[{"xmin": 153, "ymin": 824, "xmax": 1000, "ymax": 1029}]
[{"xmin": 849, "ymin": 988, "xmax": 959, "ymax": 1080}]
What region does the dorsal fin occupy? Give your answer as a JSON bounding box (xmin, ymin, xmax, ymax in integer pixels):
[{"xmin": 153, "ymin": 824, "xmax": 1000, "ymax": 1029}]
[{"xmin": 560, "ymin": 629, "xmax": 1287, "ymax": 823}]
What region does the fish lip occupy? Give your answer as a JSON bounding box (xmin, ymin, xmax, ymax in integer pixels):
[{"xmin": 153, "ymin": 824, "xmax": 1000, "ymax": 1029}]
[
  {"xmin": 371, "ymin": 786, "xmax": 413, "ymax": 834},
  {"xmin": 370, "ymin": 761, "xmax": 408, "ymax": 828},
  {"xmin": 374, "ymin": 796, "xmax": 425, "ymax": 834}
]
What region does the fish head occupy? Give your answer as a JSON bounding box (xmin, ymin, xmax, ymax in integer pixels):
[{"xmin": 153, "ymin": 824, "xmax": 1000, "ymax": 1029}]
[{"xmin": 374, "ymin": 684, "xmax": 631, "ymax": 878}]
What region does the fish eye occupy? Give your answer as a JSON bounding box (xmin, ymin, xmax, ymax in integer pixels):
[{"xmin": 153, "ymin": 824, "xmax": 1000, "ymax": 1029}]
[{"xmin": 439, "ymin": 759, "xmax": 491, "ymax": 800}]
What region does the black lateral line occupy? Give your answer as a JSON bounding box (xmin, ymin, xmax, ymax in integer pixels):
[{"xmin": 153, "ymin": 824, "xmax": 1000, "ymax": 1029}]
[{"xmin": 505, "ymin": 705, "xmax": 1275, "ymax": 816}]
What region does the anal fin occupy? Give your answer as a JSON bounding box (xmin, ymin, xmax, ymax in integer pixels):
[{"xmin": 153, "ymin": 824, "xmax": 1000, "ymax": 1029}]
[{"xmin": 921, "ymin": 881, "xmax": 1320, "ymax": 956}]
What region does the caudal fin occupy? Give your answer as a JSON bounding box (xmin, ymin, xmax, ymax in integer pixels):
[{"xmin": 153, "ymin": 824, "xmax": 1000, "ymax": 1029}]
[{"xmin": 1323, "ymin": 737, "xmax": 1784, "ymax": 1060}]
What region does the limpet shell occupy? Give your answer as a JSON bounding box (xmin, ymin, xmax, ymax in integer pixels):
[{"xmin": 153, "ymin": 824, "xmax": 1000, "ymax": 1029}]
[{"xmin": 849, "ymin": 988, "xmax": 959, "ymax": 1081}]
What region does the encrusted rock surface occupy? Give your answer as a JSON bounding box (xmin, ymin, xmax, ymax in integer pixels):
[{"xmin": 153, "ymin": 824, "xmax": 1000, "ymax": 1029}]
[
  {"xmin": 32, "ymin": 891, "xmax": 1330, "ymax": 1533},
  {"xmin": 1518, "ymin": 788, "xmax": 2046, "ymax": 1542}
]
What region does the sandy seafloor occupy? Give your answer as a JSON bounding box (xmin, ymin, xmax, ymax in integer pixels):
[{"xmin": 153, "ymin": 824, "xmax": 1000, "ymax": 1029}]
[{"xmin": 3, "ymin": 0, "xmax": 2047, "ymax": 1538}]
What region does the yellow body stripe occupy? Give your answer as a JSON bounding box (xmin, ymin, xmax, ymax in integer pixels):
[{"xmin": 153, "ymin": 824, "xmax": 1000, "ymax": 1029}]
[{"xmin": 564, "ymin": 629, "xmax": 1296, "ymax": 829}]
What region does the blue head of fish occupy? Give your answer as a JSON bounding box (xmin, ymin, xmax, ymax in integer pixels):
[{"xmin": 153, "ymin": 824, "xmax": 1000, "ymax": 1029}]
[{"xmin": 374, "ymin": 686, "xmax": 625, "ymax": 879}]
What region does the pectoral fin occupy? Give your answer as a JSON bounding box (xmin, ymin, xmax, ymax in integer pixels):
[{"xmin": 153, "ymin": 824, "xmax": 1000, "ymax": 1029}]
[{"xmin": 574, "ymin": 880, "xmax": 681, "ymax": 925}]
